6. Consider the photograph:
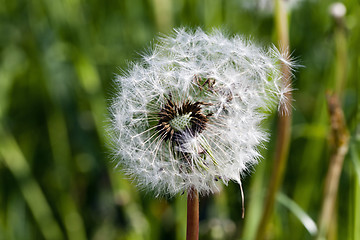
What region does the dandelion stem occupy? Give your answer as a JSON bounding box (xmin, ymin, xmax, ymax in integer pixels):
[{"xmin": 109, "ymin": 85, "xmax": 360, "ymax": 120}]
[
  {"xmin": 255, "ymin": 0, "xmax": 291, "ymax": 239},
  {"xmin": 186, "ymin": 187, "xmax": 199, "ymax": 240},
  {"xmin": 255, "ymin": 94, "xmax": 292, "ymax": 240}
]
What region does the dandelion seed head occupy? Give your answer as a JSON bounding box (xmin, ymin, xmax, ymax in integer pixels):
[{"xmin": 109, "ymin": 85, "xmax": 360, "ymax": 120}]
[{"xmin": 109, "ymin": 28, "xmax": 294, "ymax": 196}]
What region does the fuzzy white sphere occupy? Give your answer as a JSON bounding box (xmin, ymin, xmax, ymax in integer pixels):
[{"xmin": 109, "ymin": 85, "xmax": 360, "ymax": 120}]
[{"xmin": 109, "ymin": 28, "xmax": 293, "ymax": 196}]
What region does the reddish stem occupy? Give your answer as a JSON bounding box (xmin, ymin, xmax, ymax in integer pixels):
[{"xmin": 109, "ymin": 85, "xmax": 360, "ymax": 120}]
[{"xmin": 186, "ymin": 187, "xmax": 199, "ymax": 240}]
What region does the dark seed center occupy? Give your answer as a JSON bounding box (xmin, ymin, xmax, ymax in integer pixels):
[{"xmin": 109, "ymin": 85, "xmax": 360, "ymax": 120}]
[{"xmin": 157, "ymin": 97, "xmax": 209, "ymax": 142}]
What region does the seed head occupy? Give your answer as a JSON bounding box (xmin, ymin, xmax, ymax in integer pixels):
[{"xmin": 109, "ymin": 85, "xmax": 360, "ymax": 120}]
[{"xmin": 109, "ymin": 28, "xmax": 294, "ymax": 196}]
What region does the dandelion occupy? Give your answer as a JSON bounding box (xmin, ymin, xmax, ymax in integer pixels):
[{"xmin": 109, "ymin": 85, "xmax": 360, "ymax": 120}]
[{"xmin": 109, "ymin": 28, "xmax": 293, "ymax": 239}]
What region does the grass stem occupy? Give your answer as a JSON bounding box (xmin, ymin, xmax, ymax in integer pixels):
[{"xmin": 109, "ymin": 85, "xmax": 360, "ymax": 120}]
[
  {"xmin": 254, "ymin": 0, "xmax": 292, "ymax": 239},
  {"xmin": 316, "ymin": 93, "xmax": 350, "ymax": 240}
]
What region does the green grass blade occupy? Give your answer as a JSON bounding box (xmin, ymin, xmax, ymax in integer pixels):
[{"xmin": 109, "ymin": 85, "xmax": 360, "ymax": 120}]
[
  {"xmin": 277, "ymin": 192, "xmax": 318, "ymax": 236},
  {"xmin": 0, "ymin": 128, "xmax": 64, "ymax": 240}
]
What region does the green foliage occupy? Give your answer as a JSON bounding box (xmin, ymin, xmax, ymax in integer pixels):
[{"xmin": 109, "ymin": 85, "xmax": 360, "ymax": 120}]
[{"xmin": 0, "ymin": 0, "xmax": 359, "ymax": 239}]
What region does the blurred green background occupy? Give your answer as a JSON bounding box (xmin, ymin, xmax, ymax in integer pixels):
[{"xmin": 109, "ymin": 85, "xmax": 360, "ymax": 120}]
[{"xmin": 0, "ymin": 0, "xmax": 359, "ymax": 239}]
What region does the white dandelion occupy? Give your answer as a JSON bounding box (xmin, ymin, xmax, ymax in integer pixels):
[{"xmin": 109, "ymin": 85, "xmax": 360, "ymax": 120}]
[{"xmin": 109, "ymin": 28, "xmax": 293, "ymax": 197}]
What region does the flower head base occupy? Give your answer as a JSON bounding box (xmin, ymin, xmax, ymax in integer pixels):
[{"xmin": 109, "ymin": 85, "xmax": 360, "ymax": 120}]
[
  {"xmin": 109, "ymin": 28, "xmax": 293, "ymax": 196},
  {"xmin": 157, "ymin": 97, "xmax": 208, "ymax": 142},
  {"xmin": 169, "ymin": 112, "xmax": 192, "ymax": 132}
]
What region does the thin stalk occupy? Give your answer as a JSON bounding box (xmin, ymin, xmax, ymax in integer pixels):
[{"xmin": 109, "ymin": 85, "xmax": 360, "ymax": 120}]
[
  {"xmin": 152, "ymin": 0, "xmax": 173, "ymax": 32},
  {"xmin": 255, "ymin": 0, "xmax": 291, "ymax": 239},
  {"xmin": 316, "ymin": 93, "xmax": 350, "ymax": 240},
  {"xmin": 186, "ymin": 187, "xmax": 199, "ymax": 240},
  {"xmin": 317, "ymin": 8, "xmax": 349, "ymax": 239},
  {"xmin": 332, "ymin": 7, "xmax": 347, "ymax": 99}
]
